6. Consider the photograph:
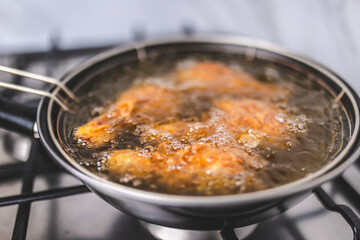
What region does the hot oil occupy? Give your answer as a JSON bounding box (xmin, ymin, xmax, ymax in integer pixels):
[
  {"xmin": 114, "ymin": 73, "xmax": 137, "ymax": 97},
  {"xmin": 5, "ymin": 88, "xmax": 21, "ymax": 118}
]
[{"xmin": 59, "ymin": 52, "xmax": 347, "ymax": 196}]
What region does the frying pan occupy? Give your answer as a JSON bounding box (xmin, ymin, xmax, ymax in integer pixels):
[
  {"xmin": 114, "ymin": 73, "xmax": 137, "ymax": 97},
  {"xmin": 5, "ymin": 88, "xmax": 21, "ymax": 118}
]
[{"xmin": 0, "ymin": 36, "xmax": 359, "ymax": 230}]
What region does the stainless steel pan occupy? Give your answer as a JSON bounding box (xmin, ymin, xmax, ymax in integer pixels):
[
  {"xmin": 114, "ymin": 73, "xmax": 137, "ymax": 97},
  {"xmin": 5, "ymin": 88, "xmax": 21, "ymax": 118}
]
[{"xmin": 0, "ymin": 36, "xmax": 359, "ymax": 230}]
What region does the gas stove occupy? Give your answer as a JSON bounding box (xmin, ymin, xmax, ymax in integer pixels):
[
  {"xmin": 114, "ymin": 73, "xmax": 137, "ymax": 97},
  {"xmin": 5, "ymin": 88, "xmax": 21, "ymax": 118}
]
[{"xmin": 0, "ymin": 39, "xmax": 359, "ymax": 240}]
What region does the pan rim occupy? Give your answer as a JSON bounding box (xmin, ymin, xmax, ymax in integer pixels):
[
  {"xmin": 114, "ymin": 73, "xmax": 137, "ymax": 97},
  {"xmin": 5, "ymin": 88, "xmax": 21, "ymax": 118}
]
[{"xmin": 39, "ymin": 35, "xmax": 360, "ymax": 207}]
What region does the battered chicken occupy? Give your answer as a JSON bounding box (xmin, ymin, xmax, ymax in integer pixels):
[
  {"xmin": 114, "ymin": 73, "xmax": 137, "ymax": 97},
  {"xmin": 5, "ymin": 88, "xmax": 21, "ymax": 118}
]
[
  {"xmin": 107, "ymin": 143, "xmax": 267, "ymax": 195},
  {"xmin": 176, "ymin": 61, "xmax": 287, "ymax": 101},
  {"xmin": 137, "ymin": 98, "xmax": 290, "ymax": 150},
  {"xmin": 214, "ymin": 98, "xmax": 297, "ymax": 151},
  {"xmin": 136, "ymin": 121, "xmax": 215, "ymax": 147},
  {"xmin": 75, "ymin": 85, "xmax": 182, "ymax": 149}
]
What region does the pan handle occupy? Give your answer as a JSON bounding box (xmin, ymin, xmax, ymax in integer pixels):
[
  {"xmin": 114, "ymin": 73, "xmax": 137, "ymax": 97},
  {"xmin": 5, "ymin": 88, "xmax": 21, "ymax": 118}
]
[
  {"xmin": 0, "ymin": 65, "xmax": 78, "ymax": 101},
  {"xmin": 0, "ymin": 97, "xmax": 38, "ymax": 136}
]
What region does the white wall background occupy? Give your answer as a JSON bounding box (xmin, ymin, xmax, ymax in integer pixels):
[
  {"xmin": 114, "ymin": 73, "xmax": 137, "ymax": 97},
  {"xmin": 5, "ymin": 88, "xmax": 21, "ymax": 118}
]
[{"xmin": 0, "ymin": 0, "xmax": 359, "ymax": 91}]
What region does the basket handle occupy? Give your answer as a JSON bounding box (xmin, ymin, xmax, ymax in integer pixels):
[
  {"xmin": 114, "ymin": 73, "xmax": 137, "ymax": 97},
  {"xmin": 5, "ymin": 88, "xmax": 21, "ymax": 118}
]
[{"xmin": 0, "ymin": 65, "xmax": 78, "ymax": 112}]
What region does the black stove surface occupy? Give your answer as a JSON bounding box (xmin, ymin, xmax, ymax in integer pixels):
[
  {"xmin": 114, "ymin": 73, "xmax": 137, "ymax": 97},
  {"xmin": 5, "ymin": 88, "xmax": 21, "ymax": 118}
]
[{"xmin": 0, "ymin": 40, "xmax": 359, "ymax": 240}]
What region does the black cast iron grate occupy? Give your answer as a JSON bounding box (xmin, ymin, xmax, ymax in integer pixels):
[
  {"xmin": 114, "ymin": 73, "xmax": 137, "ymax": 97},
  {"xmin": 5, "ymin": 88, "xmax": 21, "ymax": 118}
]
[{"xmin": 0, "ymin": 42, "xmax": 359, "ymax": 240}]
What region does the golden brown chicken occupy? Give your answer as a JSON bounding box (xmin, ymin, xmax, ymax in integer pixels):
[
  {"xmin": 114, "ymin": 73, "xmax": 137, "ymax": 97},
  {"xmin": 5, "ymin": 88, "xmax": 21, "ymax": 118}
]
[
  {"xmin": 136, "ymin": 121, "xmax": 215, "ymax": 147},
  {"xmin": 176, "ymin": 61, "xmax": 287, "ymax": 101},
  {"xmin": 74, "ymin": 85, "xmax": 182, "ymax": 149},
  {"xmin": 136, "ymin": 98, "xmax": 290, "ymax": 150},
  {"xmin": 106, "ymin": 143, "xmax": 267, "ymax": 195},
  {"xmin": 213, "ymin": 98, "xmax": 286, "ymax": 135},
  {"xmin": 213, "ymin": 98, "xmax": 294, "ymax": 151}
]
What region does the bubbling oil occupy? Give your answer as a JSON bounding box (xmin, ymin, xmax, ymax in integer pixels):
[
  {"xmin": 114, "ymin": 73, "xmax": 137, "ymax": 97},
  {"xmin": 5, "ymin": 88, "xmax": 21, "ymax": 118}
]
[{"xmin": 61, "ymin": 52, "xmax": 347, "ymax": 196}]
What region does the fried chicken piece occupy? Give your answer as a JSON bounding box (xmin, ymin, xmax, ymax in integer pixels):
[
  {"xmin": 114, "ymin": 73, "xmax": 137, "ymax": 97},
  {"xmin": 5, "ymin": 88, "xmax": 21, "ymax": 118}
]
[
  {"xmin": 74, "ymin": 85, "xmax": 182, "ymax": 149},
  {"xmin": 106, "ymin": 149, "xmax": 156, "ymax": 176},
  {"xmin": 136, "ymin": 98, "xmax": 289, "ymax": 151},
  {"xmin": 214, "ymin": 98, "xmax": 291, "ymax": 150},
  {"xmin": 136, "ymin": 121, "xmax": 216, "ymax": 147},
  {"xmin": 74, "ymin": 122, "xmax": 117, "ymax": 149},
  {"xmin": 213, "ymin": 98, "xmax": 286, "ymax": 135},
  {"xmin": 114, "ymin": 85, "xmax": 181, "ymax": 124},
  {"xmin": 176, "ymin": 61, "xmax": 286, "ymax": 101},
  {"xmin": 106, "ymin": 143, "xmax": 267, "ymax": 195}
]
